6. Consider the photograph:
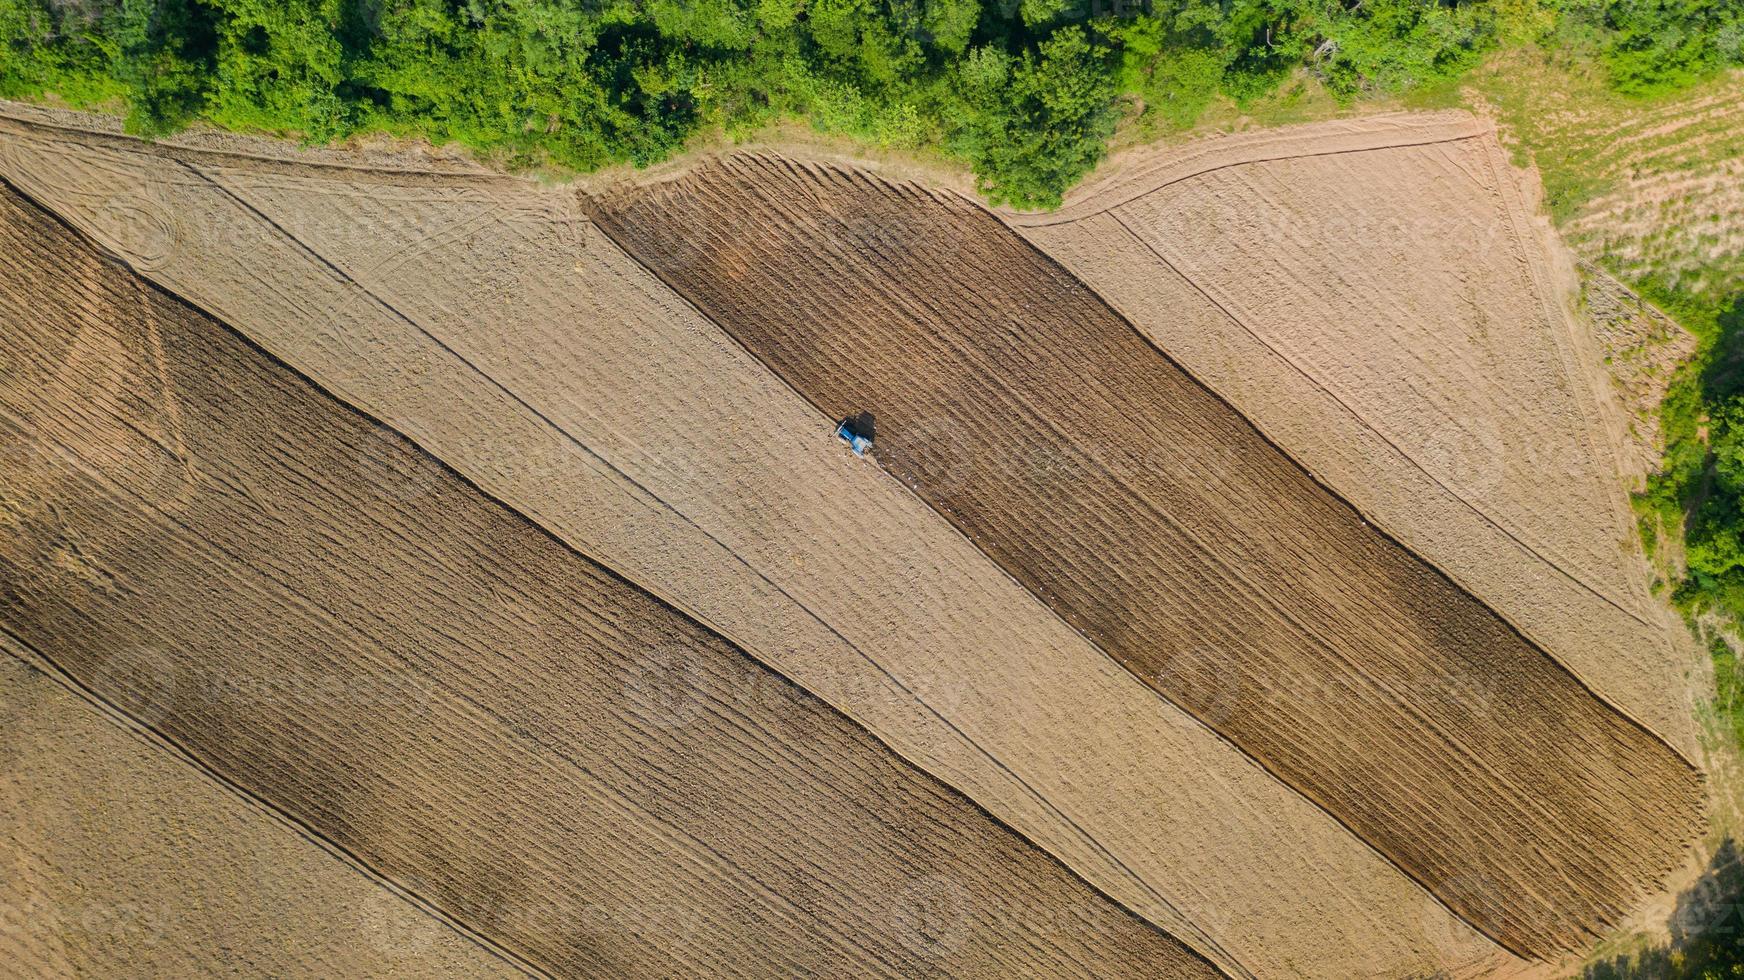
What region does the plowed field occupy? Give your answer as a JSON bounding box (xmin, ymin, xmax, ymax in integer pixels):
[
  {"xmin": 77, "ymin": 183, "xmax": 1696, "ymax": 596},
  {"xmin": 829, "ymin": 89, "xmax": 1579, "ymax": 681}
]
[
  {"xmin": 0, "ymin": 106, "xmax": 1515, "ymax": 978},
  {"xmin": 0, "ymin": 98, "xmax": 1715, "ymax": 978},
  {"xmin": 0, "ymin": 183, "xmax": 1220, "ymax": 979},
  {"xmin": 0, "ymin": 637, "xmax": 517, "ymax": 978},
  {"xmin": 1012, "ymin": 113, "xmax": 1699, "ymax": 757},
  {"xmin": 593, "ymin": 153, "xmax": 1704, "ymax": 957}
]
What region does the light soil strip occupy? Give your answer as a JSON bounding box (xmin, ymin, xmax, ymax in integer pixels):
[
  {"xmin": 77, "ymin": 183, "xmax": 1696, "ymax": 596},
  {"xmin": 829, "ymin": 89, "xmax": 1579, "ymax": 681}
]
[
  {"xmin": 0, "ymin": 110, "xmax": 1510, "ymax": 978},
  {"xmin": 1013, "ymin": 113, "xmax": 1702, "ymax": 759},
  {"xmin": 0, "ymin": 184, "xmax": 1225, "ymax": 980},
  {"xmin": 1005, "ymin": 110, "xmax": 1489, "ymax": 226},
  {"xmin": 0, "ymin": 638, "xmax": 523, "ymax": 980},
  {"xmin": 592, "ymin": 152, "xmax": 1705, "ymax": 957}
]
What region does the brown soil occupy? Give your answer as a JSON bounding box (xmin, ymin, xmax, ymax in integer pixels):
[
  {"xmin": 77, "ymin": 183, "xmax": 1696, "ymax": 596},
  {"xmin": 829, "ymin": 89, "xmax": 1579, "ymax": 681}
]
[
  {"xmin": 0, "ymin": 183, "xmax": 1222, "ymax": 979},
  {"xmin": 1008, "ymin": 111, "xmax": 1490, "ymax": 227},
  {"xmin": 0, "ymin": 106, "xmax": 1512, "ymax": 978},
  {"xmin": 0, "ymin": 642, "xmax": 516, "ymax": 978},
  {"xmin": 592, "ymin": 152, "xmax": 1705, "ymax": 957},
  {"xmin": 1093, "ymin": 139, "xmax": 1639, "ymax": 607},
  {"xmin": 1014, "ymin": 113, "xmax": 1702, "ymax": 764}
]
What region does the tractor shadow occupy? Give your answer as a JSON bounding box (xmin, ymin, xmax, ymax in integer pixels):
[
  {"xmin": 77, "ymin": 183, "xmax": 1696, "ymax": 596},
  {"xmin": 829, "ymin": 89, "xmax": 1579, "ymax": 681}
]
[
  {"xmin": 840, "ymin": 411, "xmax": 875, "ymax": 442},
  {"xmin": 1583, "ymin": 837, "xmax": 1744, "ymax": 978}
]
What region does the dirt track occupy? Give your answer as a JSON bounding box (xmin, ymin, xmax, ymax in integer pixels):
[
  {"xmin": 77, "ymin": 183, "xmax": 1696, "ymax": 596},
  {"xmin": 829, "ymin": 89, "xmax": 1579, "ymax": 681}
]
[
  {"xmin": 0, "ymin": 107, "xmax": 1524, "ymax": 978},
  {"xmin": 0, "ymin": 185, "xmax": 1223, "ymax": 979},
  {"xmin": 594, "ymin": 153, "xmax": 1705, "ymax": 956}
]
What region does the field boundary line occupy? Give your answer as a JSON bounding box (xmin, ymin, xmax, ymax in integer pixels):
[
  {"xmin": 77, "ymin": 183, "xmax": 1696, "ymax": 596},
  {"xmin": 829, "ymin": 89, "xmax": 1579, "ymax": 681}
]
[
  {"xmin": 0, "ymin": 109, "xmax": 523, "ymax": 187},
  {"xmin": 0, "ymin": 625, "xmax": 552, "ymax": 980},
  {"xmin": 580, "ymin": 173, "xmax": 1529, "ymax": 968},
  {"xmin": 592, "ymin": 150, "xmax": 1707, "ymax": 957},
  {"xmin": 1016, "ymin": 111, "xmax": 1658, "ymax": 637},
  {"xmin": 1474, "ymin": 134, "xmax": 1662, "ymax": 619},
  {"xmin": 1081, "ymin": 207, "xmax": 1709, "ymax": 777}
]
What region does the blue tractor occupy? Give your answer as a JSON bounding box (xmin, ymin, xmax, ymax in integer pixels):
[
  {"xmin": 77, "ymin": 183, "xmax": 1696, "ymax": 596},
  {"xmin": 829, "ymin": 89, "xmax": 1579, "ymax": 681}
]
[{"xmin": 836, "ymin": 420, "xmax": 873, "ymax": 456}]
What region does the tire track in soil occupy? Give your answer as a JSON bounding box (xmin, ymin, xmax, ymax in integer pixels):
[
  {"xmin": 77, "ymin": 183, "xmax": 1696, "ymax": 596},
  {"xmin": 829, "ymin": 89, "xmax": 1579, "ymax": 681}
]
[
  {"xmin": 1012, "ymin": 131, "xmax": 1700, "ymax": 762},
  {"xmin": 591, "ymin": 153, "xmax": 1706, "ymax": 958},
  {"xmin": 5, "ymin": 118, "xmax": 1338, "ymax": 976},
  {"xmin": 0, "ymin": 183, "xmax": 1224, "ymax": 980}
]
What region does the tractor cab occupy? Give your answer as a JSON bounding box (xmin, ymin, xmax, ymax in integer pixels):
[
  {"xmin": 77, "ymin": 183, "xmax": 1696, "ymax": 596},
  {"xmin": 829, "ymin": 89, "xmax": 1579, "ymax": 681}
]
[{"xmin": 835, "ymin": 420, "xmax": 873, "ymax": 456}]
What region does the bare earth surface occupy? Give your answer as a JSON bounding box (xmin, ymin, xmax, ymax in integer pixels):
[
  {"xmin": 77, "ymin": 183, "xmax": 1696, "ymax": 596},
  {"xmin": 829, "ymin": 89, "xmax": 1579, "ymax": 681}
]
[
  {"xmin": 594, "ymin": 152, "xmax": 1702, "ymax": 957},
  {"xmin": 0, "ymin": 102, "xmax": 1707, "ymax": 977},
  {"xmin": 0, "ymin": 184, "xmax": 1222, "ymax": 979},
  {"xmin": 0, "ymin": 107, "xmax": 1520, "ymax": 978},
  {"xmin": 0, "ymin": 640, "xmax": 518, "ymax": 979},
  {"xmin": 1012, "ymin": 112, "xmax": 1703, "ymax": 759}
]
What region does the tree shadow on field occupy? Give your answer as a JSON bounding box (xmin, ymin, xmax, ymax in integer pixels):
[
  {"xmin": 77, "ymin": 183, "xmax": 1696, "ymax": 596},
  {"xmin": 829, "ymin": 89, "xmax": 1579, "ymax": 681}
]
[{"xmin": 1583, "ymin": 837, "xmax": 1744, "ymax": 979}]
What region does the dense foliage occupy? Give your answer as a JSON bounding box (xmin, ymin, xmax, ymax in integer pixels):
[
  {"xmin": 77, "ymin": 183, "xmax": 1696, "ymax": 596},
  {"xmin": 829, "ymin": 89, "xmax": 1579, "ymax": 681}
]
[
  {"xmin": 0, "ymin": 0, "xmax": 1618, "ymax": 207},
  {"xmin": 1639, "ymin": 295, "xmax": 1744, "ymax": 626},
  {"xmin": 1558, "ymin": 0, "xmax": 1744, "ymax": 94},
  {"xmin": 7, "ymin": 0, "xmax": 1740, "ymax": 203},
  {"xmin": 1619, "ymin": 279, "xmax": 1744, "ymax": 779}
]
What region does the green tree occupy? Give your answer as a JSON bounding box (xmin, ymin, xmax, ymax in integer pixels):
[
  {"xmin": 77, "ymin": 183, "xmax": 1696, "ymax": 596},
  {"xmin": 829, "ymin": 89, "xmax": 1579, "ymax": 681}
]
[
  {"xmin": 1, "ymin": 0, "xmax": 1720, "ymax": 208},
  {"xmin": 0, "ymin": 0, "xmax": 125, "ymax": 103},
  {"xmin": 113, "ymin": 0, "xmax": 218, "ymax": 135},
  {"xmin": 1563, "ymin": 0, "xmax": 1744, "ymax": 95},
  {"xmin": 205, "ymin": 0, "xmax": 347, "ymax": 139},
  {"xmin": 950, "ymin": 26, "xmax": 1118, "ymax": 208}
]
